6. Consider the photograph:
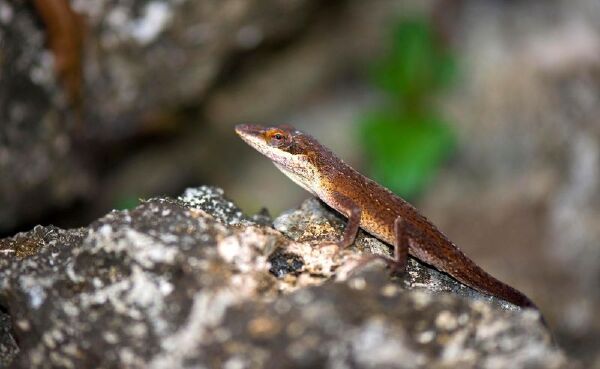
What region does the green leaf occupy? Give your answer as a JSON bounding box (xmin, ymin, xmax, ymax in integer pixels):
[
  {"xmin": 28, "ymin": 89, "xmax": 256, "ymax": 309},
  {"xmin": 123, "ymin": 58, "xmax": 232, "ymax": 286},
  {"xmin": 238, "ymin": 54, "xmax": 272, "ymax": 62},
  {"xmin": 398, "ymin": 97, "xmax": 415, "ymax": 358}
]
[
  {"xmin": 358, "ymin": 15, "xmax": 458, "ymax": 199},
  {"xmin": 359, "ymin": 110, "xmax": 455, "ymax": 199},
  {"xmin": 371, "ymin": 18, "xmax": 456, "ymax": 101},
  {"xmin": 114, "ymin": 196, "xmax": 140, "ymax": 210}
]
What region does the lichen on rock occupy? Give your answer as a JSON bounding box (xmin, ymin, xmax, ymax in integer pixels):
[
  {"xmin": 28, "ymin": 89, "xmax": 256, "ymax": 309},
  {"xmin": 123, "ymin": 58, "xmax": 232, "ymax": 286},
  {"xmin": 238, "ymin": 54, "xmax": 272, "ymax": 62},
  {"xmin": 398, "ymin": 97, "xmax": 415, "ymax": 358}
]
[{"xmin": 0, "ymin": 186, "xmax": 567, "ymax": 368}]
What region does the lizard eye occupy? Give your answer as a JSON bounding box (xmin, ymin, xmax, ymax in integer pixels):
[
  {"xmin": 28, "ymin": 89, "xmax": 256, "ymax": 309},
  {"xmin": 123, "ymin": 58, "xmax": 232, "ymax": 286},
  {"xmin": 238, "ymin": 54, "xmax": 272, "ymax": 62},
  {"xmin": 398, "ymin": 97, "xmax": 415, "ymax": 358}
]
[{"xmin": 267, "ymin": 129, "xmax": 291, "ymax": 148}]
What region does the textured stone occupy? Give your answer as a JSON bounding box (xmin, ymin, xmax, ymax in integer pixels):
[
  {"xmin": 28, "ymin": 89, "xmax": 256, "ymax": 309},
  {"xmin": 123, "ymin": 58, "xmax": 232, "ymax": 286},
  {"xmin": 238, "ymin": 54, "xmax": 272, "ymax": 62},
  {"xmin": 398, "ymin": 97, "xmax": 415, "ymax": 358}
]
[
  {"xmin": 0, "ymin": 186, "xmax": 566, "ymax": 368},
  {"xmin": 0, "ymin": 0, "xmax": 322, "ymax": 233},
  {"xmin": 424, "ymin": 0, "xmax": 600, "ymax": 364},
  {"xmin": 0, "ymin": 0, "xmax": 91, "ymax": 233},
  {"xmin": 75, "ymin": 0, "xmax": 320, "ymax": 134}
]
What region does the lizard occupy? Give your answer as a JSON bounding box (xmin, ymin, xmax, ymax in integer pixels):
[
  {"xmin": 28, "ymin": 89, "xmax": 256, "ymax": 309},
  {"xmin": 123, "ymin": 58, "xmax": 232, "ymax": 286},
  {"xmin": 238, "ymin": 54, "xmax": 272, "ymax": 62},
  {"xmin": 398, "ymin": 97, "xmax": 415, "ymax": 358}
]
[{"xmin": 235, "ymin": 124, "xmax": 541, "ymax": 312}]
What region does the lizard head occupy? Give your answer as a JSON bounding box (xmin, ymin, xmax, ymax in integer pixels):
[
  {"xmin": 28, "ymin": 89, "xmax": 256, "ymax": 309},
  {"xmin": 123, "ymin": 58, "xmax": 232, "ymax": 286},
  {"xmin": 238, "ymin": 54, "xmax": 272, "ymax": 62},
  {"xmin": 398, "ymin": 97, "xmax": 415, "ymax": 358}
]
[{"xmin": 235, "ymin": 124, "xmax": 324, "ymax": 194}]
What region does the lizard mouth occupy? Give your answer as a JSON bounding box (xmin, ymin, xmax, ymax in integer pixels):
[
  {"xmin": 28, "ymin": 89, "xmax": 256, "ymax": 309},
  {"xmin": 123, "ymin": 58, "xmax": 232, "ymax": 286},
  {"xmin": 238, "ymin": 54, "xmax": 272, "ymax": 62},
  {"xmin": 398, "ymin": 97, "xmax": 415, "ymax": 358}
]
[
  {"xmin": 235, "ymin": 124, "xmax": 281, "ymax": 162},
  {"xmin": 235, "ymin": 124, "xmax": 265, "ymax": 144},
  {"xmin": 235, "ymin": 124, "xmax": 262, "ymax": 136},
  {"xmin": 235, "ymin": 124, "xmax": 305, "ymax": 170},
  {"xmin": 235, "ymin": 124, "xmax": 265, "ymax": 148}
]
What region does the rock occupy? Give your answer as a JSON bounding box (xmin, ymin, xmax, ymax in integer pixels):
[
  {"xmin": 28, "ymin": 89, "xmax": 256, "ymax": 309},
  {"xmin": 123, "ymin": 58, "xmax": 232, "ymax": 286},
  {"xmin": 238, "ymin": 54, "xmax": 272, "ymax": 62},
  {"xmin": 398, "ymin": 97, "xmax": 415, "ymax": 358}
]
[
  {"xmin": 0, "ymin": 0, "xmax": 335, "ymax": 233},
  {"xmin": 0, "ymin": 0, "xmax": 92, "ymax": 233},
  {"xmin": 423, "ymin": 0, "xmax": 600, "ymax": 364},
  {"xmin": 0, "ymin": 186, "xmax": 566, "ymax": 368},
  {"xmin": 0, "ymin": 310, "xmax": 18, "ymax": 368},
  {"xmin": 77, "ymin": 0, "xmax": 322, "ymax": 135}
]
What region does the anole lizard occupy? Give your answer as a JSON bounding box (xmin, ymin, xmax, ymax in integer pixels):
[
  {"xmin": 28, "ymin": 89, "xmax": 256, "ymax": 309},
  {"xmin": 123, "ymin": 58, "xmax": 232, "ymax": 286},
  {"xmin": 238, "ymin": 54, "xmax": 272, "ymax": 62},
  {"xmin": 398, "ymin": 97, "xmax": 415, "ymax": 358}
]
[{"xmin": 235, "ymin": 124, "xmax": 541, "ymax": 312}]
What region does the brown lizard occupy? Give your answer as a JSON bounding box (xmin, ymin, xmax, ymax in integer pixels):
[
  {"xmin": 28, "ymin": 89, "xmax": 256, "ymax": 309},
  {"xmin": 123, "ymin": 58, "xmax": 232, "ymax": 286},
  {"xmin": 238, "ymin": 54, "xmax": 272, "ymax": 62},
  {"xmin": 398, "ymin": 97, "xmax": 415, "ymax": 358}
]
[{"xmin": 235, "ymin": 124, "xmax": 541, "ymax": 312}]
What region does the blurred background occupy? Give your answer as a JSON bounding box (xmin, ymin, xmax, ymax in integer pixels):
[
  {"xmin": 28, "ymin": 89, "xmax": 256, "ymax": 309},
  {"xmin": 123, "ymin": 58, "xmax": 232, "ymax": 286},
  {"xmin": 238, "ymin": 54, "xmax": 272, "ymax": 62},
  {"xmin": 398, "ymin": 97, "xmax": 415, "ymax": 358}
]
[{"xmin": 1, "ymin": 0, "xmax": 600, "ymax": 365}]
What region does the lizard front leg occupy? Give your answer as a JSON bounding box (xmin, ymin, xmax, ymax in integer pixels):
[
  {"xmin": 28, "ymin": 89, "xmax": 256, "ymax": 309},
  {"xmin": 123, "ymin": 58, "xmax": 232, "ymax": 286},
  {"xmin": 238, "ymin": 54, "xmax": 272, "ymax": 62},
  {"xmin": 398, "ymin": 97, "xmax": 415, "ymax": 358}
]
[
  {"xmin": 314, "ymin": 191, "xmax": 361, "ymax": 249},
  {"xmin": 321, "ymin": 193, "xmax": 410, "ymax": 276},
  {"xmin": 329, "ymin": 192, "xmax": 361, "ymax": 249},
  {"xmin": 345, "ymin": 216, "xmax": 410, "ymax": 275},
  {"xmin": 389, "ymin": 217, "xmax": 409, "ymax": 275}
]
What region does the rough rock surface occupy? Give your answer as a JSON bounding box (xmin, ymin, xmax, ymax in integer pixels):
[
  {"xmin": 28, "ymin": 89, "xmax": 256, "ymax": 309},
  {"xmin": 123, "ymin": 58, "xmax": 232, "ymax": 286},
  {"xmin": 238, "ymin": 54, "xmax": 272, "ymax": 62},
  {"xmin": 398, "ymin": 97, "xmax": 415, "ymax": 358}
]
[
  {"xmin": 76, "ymin": 0, "xmax": 321, "ymax": 134},
  {"xmin": 0, "ymin": 0, "xmax": 329, "ymax": 233},
  {"xmin": 422, "ymin": 0, "xmax": 600, "ymax": 364},
  {"xmin": 0, "ymin": 0, "xmax": 92, "ymax": 232},
  {"xmin": 0, "ymin": 186, "xmax": 566, "ymax": 368}
]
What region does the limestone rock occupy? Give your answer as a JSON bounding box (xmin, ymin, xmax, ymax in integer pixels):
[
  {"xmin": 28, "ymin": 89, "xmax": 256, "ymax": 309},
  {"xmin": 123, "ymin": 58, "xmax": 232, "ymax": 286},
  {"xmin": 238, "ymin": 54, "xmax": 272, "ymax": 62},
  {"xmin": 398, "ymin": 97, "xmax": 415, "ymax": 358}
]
[{"xmin": 0, "ymin": 187, "xmax": 566, "ymax": 368}]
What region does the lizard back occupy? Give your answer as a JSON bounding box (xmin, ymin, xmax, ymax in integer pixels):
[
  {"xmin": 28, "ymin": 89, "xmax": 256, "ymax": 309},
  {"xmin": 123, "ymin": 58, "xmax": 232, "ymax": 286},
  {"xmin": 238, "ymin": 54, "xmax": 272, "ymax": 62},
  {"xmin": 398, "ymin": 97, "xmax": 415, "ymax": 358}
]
[{"xmin": 314, "ymin": 152, "xmax": 537, "ymax": 309}]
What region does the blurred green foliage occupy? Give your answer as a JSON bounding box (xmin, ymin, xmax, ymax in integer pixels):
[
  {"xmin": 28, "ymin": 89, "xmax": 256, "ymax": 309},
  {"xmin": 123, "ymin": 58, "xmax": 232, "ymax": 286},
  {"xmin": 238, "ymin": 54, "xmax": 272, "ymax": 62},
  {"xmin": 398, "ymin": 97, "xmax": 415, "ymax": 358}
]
[
  {"xmin": 114, "ymin": 195, "xmax": 139, "ymax": 210},
  {"xmin": 359, "ymin": 17, "xmax": 457, "ymax": 199}
]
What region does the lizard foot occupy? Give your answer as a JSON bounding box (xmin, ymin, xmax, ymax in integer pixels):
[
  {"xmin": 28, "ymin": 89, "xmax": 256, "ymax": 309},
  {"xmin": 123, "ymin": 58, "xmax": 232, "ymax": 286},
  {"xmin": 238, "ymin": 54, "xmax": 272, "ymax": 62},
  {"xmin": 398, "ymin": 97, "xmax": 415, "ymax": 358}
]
[{"xmin": 348, "ymin": 253, "xmax": 407, "ymax": 276}]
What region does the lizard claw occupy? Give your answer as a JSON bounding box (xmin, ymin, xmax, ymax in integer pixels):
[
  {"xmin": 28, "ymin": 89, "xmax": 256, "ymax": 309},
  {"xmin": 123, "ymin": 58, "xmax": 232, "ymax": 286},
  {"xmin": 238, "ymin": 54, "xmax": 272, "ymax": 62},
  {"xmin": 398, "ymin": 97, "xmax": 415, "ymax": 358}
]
[
  {"xmin": 316, "ymin": 241, "xmax": 341, "ymax": 250},
  {"xmin": 387, "ymin": 259, "xmax": 407, "ymax": 276},
  {"xmin": 343, "ymin": 253, "xmax": 410, "ymax": 280},
  {"xmin": 315, "ymin": 242, "xmax": 342, "ymax": 258},
  {"xmin": 360, "ymin": 254, "xmax": 407, "ymax": 276}
]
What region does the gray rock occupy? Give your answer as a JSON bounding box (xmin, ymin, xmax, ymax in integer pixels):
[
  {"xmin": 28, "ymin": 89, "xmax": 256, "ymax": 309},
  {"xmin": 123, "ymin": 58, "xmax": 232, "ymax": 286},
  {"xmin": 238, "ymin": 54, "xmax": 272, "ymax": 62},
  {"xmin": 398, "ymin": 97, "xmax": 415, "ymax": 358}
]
[
  {"xmin": 76, "ymin": 0, "xmax": 320, "ymax": 135},
  {"xmin": 0, "ymin": 186, "xmax": 567, "ymax": 368},
  {"xmin": 423, "ymin": 0, "xmax": 600, "ymax": 364},
  {"xmin": 0, "ymin": 0, "xmax": 322, "ymax": 232},
  {"xmin": 0, "ymin": 310, "xmax": 18, "ymax": 368},
  {"xmin": 0, "ymin": 0, "xmax": 92, "ymax": 232}
]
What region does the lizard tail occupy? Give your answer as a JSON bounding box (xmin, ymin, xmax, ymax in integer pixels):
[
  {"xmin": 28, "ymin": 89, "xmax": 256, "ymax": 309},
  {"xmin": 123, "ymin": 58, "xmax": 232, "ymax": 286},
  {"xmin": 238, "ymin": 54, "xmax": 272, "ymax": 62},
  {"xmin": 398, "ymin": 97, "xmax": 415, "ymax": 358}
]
[{"xmin": 434, "ymin": 245, "xmax": 548, "ymax": 326}]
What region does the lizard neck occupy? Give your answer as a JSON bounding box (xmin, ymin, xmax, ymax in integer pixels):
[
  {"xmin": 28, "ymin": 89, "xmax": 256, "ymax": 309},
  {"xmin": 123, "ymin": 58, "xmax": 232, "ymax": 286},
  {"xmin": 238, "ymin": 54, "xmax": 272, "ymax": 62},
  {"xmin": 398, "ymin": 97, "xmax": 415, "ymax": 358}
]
[{"xmin": 273, "ymin": 162, "xmax": 318, "ymax": 196}]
